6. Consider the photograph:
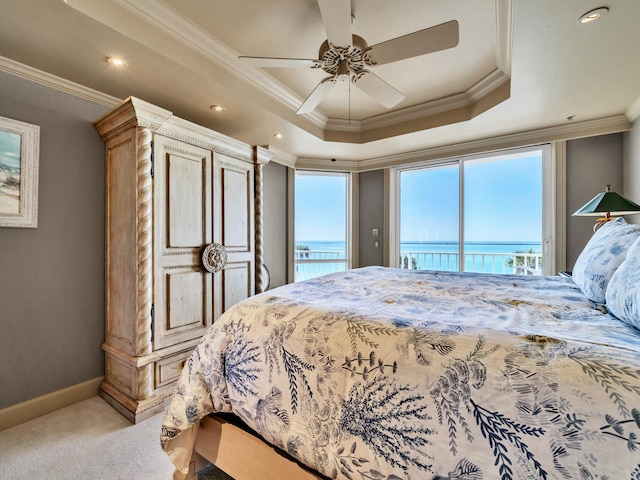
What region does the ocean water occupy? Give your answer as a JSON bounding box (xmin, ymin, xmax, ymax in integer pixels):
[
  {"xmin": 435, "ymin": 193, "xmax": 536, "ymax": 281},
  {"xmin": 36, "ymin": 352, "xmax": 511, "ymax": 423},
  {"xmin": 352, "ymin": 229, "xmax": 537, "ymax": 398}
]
[
  {"xmin": 294, "ymin": 240, "xmax": 542, "ymax": 279},
  {"xmin": 295, "ymin": 240, "xmax": 541, "ymax": 255}
]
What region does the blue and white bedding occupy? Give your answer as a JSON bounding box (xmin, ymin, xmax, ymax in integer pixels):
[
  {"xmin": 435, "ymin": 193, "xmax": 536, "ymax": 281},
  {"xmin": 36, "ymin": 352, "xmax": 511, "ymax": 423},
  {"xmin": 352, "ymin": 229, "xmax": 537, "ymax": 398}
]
[{"xmin": 161, "ymin": 266, "xmax": 640, "ymax": 480}]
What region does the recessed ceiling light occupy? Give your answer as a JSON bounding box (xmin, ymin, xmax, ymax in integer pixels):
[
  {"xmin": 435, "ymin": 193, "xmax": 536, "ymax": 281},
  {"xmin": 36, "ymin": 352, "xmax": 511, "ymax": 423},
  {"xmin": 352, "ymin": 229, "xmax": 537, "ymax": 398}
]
[
  {"xmin": 273, "ymin": 133, "xmax": 283, "ymax": 139},
  {"xmin": 578, "ymin": 7, "xmax": 609, "ymax": 25},
  {"xmin": 106, "ymin": 56, "xmax": 127, "ymax": 67},
  {"xmin": 210, "ymin": 105, "xmax": 225, "ymax": 112}
]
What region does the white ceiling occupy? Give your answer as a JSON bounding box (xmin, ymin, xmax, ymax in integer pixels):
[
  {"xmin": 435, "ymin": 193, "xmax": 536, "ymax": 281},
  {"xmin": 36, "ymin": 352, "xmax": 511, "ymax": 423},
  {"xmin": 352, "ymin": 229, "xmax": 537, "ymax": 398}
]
[{"xmin": 0, "ymin": 0, "xmax": 638, "ymax": 167}]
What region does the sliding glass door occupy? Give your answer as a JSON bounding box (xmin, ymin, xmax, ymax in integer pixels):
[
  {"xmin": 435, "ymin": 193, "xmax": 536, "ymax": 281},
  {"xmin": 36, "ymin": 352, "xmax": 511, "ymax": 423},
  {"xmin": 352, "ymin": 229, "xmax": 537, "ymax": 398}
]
[
  {"xmin": 397, "ymin": 146, "xmax": 547, "ymax": 275},
  {"xmin": 400, "ymin": 163, "xmax": 460, "ymax": 271},
  {"xmin": 294, "ymin": 171, "xmax": 350, "ymax": 281},
  {"xmin": 463, "ymin": 152, "xmax": 542, "ymax": 273}
]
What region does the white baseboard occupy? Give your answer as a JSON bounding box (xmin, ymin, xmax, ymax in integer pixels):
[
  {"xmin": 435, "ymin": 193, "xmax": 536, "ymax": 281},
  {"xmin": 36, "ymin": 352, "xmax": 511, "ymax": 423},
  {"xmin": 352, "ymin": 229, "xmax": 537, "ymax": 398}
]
[{"xmin": 0, "ymin": 377, "xmax": 103, "ymax": 432}]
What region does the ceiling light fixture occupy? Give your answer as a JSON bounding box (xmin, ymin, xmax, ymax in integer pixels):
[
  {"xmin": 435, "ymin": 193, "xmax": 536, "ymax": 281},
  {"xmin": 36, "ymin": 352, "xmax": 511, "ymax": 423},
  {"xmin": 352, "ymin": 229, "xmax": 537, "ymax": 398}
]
[
  {"xmin": 106, "ymin": 56, "xmax": 126, "ymax": 67},
  {"xmin": 210, "ymin": 105, "xmax": 225, "ymax": 112},
  {"xmin": 578, "ymin": 7, "xmax": 609, "ymax": 25},
  {"xmin": 273, "ymin": 133, "xmax": 283, "ymax": 139}
]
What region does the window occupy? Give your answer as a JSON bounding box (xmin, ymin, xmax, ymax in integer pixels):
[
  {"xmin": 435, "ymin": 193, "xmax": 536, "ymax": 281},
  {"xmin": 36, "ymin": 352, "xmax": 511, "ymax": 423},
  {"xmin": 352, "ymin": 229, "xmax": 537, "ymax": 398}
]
[
  {"xmin": 293, "ymin": 171, "xmax": 353, "ymax": 281},
  {"xmin": 400, "ymin": 162, "xmax": 460, "ymax": 270},
  {"xmin": 394, "ymin": 146, "xmax": 552, "ymax": 275}
]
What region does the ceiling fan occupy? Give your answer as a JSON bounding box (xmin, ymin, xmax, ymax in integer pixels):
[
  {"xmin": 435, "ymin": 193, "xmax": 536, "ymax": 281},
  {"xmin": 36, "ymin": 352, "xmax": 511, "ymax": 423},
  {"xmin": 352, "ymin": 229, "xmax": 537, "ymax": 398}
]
[{"xmin": 238, "ymin": 0, "xmax": 459, "ymax": 115}]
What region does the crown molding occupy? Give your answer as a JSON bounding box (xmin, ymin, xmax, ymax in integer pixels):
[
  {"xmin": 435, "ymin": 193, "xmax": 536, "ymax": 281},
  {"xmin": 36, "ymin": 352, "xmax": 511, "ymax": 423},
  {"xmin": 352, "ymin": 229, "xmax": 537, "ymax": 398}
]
[
  {"xmin": 263, "ymin": 146, "xmax": 298, "ymax": 168},
  {"xmin": 325, "ymin": 67, "xmax": 510, "ymax": 136},
  {"xmin": 295, "ymin": 157, "xmax": 360, "ymax": 172},
  {"xmin": 358, "ymin": 115, "xmax": 631, "ymax": 171},
  {"xmin": 332, "ymin": 93, "xmax": 470, "ymax": 134},
  {"xmin": 0, "ymin": 55, "xmax": 121, "ymax": 107},
  {"xmin": 626, "ymin": 96, "xmax": 640, "ymax": 122},
  {"xmin": 111, "ymin": 0, "xmax": 329, "ymax": 129},
  {"xmin": 466, "ymin": 68, "xmax": 510, "ymax": 102},
  {"xmin": 324, "ymin": 118, "xmax": 363, "ymax": 133},
  {"xmin": 496, "ymin": 0, "xmax": 513, "ymax": 75},
  {"xmin": 298, "ymin": 114, "xmax": 631, "ymax": 172}
]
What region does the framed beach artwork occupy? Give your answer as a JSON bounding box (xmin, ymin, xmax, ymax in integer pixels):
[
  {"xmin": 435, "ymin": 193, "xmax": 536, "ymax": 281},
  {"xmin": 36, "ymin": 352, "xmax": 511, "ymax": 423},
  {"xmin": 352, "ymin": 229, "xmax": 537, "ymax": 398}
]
[{"xmin": 0, "ymin": 115, "xmax": 39, "ymax": 228}]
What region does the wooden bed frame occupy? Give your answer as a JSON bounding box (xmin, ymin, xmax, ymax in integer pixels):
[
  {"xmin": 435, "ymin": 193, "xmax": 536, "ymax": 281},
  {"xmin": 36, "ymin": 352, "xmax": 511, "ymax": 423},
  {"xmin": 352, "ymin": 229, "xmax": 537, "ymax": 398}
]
[{"xmin": 185, "ymin": 414, "xmax": 327, "ymax": 480}]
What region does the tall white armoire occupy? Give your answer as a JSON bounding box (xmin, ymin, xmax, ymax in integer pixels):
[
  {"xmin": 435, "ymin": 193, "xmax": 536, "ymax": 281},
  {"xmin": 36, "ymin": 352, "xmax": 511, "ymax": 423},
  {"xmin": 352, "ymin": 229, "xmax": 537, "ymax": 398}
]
[{"xmin": 94, "ymin": 97, "xmax": 271, "ymax": 422}]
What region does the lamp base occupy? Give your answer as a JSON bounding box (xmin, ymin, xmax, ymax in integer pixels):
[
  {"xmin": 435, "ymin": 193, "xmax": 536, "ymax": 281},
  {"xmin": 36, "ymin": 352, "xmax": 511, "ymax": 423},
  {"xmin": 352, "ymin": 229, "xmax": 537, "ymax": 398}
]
[{"xmin": 593, "ymin": 215, "xmax": 616, "ymax": 232}]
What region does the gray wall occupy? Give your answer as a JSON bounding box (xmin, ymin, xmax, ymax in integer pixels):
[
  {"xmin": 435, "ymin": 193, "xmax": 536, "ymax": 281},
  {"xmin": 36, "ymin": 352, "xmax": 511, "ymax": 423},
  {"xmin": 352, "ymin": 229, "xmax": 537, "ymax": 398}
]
[
  {"xmin": 624, "ymin": 121, "xmax": 640, "ymax": 217},
  {"xmin": 358, "ymin": 170, "xmax": 385, "ymax": 267},
  {"xmin": 263, "ymin": 161, "xmax": 288, "ymax": 289},
  {"xmin": 566, "ymin": 134, "xmax": 624, "ymax": 269},
  {"xmin": 0, "ymin": 72, "xmax": 108, "ymax": 409}
]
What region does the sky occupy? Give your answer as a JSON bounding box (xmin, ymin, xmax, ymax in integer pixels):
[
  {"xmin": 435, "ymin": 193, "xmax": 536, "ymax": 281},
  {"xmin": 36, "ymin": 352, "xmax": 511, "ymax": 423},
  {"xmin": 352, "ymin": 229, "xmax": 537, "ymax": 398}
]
[
  {"xmin": 401, "ymin": 153, "xmax": 542, "ymax": 242},
  {"xmin": 295, "ymin": 172, "xmax": 347, "ymax": 242},
  {"xmin": 295, "ymin": 151, "xmax": 543, "ymax": 243}
]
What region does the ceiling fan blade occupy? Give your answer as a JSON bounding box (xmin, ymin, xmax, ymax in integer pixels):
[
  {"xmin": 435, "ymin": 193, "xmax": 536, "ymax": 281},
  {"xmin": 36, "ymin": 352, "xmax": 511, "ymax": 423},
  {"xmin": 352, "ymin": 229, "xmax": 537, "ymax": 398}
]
[
  {"xmin": 317, "ymin": 0, "xmax": 352, "ymax": 48},
  {"xmin": 297, "ymin": 76, "xmax": 336, "ymax": 114},
  {"xmin": 352, "ymin": 71, "xmax": 405, "ymax": 109},
  {"xmin": 238, "ymin": 56, "xmax": 322, "ymax": 68},
  {"xmin": 369, "ymin": 20, "xmax": 459, "ymax": 66}
]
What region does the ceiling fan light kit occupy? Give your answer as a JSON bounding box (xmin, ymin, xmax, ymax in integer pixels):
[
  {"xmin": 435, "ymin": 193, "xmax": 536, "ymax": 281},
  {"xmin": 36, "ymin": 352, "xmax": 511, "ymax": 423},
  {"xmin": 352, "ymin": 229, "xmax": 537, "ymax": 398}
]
[{"xmin": 238, "ymin": 0, "xmax": 459, "ymax": 116}]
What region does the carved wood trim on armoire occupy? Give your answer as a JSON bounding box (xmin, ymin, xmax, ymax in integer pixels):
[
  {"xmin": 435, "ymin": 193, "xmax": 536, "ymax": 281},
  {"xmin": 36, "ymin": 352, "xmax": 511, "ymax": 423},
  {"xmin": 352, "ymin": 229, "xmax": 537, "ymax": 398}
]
[{"xmin": 94, "ymin": 97, "xmax": 273, "ymax": 423}]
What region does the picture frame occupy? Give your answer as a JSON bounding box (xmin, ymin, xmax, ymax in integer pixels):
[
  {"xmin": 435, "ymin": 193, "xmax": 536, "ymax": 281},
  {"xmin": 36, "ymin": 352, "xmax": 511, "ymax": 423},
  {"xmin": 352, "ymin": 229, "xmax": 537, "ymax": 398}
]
[{"xmin": 0, "ymin": 115, "xmax": 40, "ymax": 228}]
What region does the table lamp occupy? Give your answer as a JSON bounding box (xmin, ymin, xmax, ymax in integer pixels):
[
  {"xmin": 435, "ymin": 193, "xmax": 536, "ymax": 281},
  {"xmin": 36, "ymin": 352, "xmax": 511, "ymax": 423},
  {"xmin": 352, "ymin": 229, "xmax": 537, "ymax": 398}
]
[{"xmin": 573, "ymin": 185, "xmax": 640, "ymax": 231}]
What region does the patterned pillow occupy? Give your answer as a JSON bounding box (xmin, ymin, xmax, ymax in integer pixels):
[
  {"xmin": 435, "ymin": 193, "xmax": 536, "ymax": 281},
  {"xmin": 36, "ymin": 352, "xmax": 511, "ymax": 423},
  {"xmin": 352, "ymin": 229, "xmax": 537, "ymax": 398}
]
[
  {"xmin": 572, "ymin": 217, "xmax": 640, "ymax": 304},
  {"xmin": 605, "ymin": 236, "xmax": 640, "ymax": 329}
]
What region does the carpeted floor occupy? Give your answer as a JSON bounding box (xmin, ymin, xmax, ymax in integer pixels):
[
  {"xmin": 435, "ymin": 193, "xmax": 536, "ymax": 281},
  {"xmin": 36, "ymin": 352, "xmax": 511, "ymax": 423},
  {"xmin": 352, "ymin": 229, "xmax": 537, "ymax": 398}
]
[{"xmin": 0, "ymin": 396, "xmax": 233, "ymax": 479}]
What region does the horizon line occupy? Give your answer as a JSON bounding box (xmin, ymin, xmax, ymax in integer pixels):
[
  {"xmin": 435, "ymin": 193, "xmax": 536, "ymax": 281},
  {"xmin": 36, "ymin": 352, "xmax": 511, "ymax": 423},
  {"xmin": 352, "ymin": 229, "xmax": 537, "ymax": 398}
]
[{"xmin": 297, "ymin": 240, "xmax": 542, "ymax": 244}]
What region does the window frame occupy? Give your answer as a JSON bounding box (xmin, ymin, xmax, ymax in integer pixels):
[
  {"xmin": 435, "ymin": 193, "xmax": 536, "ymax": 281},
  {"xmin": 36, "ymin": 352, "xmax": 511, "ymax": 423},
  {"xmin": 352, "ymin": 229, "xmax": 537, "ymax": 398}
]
[
  {"xmin": 388, "ymin": 144, "xmax": 557, "ymax": 275},
  {"xmin": 288, "ymin": 169, "xmax": 358, "ymax": 283}
]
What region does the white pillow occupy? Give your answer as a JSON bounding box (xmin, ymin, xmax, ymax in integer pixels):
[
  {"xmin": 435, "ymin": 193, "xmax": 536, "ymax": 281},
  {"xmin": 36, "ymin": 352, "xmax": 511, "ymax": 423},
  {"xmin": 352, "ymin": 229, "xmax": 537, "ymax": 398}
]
[
  {"xmin": 572, "ymin": 217, "xmax": 640, "ymax": 304},
  {"xmin": 606, "ymin": 236, "xmax": 640, "ymax": 329}
]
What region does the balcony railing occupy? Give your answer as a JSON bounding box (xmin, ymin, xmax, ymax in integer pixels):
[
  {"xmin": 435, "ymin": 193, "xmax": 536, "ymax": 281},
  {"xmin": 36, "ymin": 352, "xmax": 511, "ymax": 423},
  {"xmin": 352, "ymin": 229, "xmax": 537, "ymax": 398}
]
[
  {"xmin": 400, "ymin": 251, "xmax": 542, "ymax": 275},
  {"xmin": 294, "ymin": 248, "xmax": 542, "ymax": 282},
  {"xmin": 294, "ymin": 250, "xmax": 347, "ymax": 282}
]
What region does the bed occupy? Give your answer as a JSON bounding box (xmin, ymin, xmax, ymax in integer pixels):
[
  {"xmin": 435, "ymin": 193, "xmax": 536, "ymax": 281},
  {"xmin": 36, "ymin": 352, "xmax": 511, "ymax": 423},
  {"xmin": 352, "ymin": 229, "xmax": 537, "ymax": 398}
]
[{"xmin": 161, "ymin": 221, "xmax": 640, "ymax": 480}]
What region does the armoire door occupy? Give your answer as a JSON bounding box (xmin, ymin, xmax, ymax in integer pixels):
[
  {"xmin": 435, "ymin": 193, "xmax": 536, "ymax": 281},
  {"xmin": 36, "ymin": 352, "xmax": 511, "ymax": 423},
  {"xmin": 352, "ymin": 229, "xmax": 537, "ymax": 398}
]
[
  {"xmin": 152, "ymin": 135, "xmax": 216, "ymax": 350},
  {"xmin": 215, "ymin": 153, "xmax": 255, "ymax": 315}
]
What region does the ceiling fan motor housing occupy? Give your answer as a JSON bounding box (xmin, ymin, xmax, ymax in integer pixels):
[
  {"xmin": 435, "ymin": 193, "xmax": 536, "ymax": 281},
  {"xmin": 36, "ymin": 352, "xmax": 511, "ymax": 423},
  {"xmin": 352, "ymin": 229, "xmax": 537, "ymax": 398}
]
[{"xmin": 317, "ymin": 34, "xmax": 373, "ymax": 79}]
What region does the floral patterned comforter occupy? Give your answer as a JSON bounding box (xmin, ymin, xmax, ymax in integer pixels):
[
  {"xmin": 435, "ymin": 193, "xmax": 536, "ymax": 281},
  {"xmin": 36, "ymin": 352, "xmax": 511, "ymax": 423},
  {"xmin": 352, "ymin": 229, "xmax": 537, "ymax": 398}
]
[{"xmin": 161, "ymin": 266, "xmax": 640, "ymax": 480}]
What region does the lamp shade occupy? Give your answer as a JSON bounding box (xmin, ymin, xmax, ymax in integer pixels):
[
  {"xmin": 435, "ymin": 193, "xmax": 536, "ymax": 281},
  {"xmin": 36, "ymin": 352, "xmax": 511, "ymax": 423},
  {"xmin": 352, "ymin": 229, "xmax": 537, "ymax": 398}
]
[{"xmin": 573, "ymin": 186, "xmax": 640, "ymax": 216}]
